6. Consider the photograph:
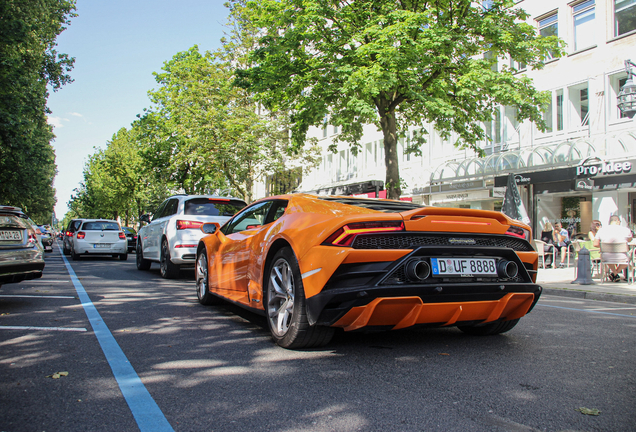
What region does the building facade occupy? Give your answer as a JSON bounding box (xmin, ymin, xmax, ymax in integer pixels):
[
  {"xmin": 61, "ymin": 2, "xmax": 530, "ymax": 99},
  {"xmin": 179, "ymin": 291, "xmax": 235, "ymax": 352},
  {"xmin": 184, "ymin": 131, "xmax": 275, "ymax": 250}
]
[{"xmin": 290, "ymin": 0, "xmax": 636, "ymax": 238}]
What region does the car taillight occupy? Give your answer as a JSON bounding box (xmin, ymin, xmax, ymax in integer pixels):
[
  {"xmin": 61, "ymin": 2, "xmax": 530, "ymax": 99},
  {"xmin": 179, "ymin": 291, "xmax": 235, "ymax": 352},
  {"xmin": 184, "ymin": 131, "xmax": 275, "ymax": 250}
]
[
  {"xmin": 77, "ymin": 231, "xmax": 85, "ymax": 240},
  {"xmin": 177, "ymin": 220, "xmax": 204, "ymax": 230},
  {"xmin": 133, "ymin": 235, "xmax": 137, "ymax": 239},
  {"xmin": 323, "ymin": 221, "xmax": 404, "ymax": 247},
  {"xmin": 65, "ymin": 231, "xmax": 72, "ymax": 236},
  {"xmin": 119, "ymin": 232, "xmax": 126, "ymax": 239},
  {"xmin": 506, "ymin": 225, "xmax": 530, "ymax": 241},
  {"xmin": 27, "ymin": 228, "xmax": 37, "ymax": 245}
]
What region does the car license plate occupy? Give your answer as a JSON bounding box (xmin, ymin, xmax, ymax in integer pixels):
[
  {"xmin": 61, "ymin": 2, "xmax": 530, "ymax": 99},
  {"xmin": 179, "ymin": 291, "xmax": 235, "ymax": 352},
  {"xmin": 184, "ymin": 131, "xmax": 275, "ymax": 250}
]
[
  {"xmin": 93, "ymin": 243, "xmax": 110, "ymax": 248},
  {"xmin": 431, "ymin": 258, "xmax": 497, "ymax": 276},
  {"xmin": 0, "ymin": 230, "xmax": 22, "ymax": 241}
]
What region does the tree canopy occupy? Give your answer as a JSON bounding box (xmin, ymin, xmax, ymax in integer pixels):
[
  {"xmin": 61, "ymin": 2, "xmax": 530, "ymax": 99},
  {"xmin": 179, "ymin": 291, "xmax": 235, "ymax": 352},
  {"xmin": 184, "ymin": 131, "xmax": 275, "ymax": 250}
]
[
  {"xmin": 0, "ymin": 0, "xmax": 76, "ymax": 222},
  {"xmin": 234, "ymin": 0, "xmax": 562, "ymax": 198}
]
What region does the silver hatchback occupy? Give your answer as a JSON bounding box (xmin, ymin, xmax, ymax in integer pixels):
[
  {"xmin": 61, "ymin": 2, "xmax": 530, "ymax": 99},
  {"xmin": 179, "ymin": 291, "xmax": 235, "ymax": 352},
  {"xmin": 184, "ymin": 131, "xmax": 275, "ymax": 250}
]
[{"xmin": 0, "ymin": 205, "xmax": 45, "ymax": 287}]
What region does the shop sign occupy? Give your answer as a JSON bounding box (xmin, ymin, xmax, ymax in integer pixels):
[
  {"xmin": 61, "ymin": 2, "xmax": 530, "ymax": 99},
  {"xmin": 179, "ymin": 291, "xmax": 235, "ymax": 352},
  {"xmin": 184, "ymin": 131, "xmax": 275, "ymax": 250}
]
[
  {"xmin": 513, "ymin": 174, "xmax": 531, "ymax": 185},
  {"xmin": 440, "ymin": 180, "xmax": 484, "ymax": 192},
  {"xmin": 574, "ymin": 178, "xmax": 594, "ymax": 191},
  {"xmin": 576, "ymin": 159, "xmax": 633, "ymax": 178},
  {"xmin": 430, "ymin": 189, "xmax": 491, "ymax": 204}
]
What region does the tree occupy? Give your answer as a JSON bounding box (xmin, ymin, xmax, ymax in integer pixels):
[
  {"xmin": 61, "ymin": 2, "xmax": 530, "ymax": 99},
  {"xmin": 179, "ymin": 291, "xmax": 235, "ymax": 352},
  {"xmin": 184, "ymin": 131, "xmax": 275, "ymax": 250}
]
[
  {"xmin": 0, "ymin": 0, "xmax": 76, "ymax": 217},
  {"xmin": 234, "ymin": 0, "xmax": 562, "ymax": 199}
]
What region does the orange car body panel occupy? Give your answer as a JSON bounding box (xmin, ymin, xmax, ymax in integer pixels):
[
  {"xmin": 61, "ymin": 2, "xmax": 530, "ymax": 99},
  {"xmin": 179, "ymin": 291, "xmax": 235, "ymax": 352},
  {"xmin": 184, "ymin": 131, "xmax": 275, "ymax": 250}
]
[{"xmin": 199, "ymin": 194, "xmax": 541, "ymax": 330}]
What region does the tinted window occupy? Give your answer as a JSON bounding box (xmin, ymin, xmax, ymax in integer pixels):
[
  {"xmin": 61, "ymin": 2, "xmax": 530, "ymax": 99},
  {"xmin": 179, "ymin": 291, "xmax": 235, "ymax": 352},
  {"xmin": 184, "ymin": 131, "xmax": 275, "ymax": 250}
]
[
  {"xmin": 82, "ymin": 221, "xmax": 120, "ymax": 231},
  {"xmin": 152, "ymin": 201, "xmax": 169, "ymax": 220},
  {"xmin": 265, "ymin": 200, "xmax": 288, "ymax": 224},
  {"xmin": 224, "ymin": 201, "xmax": 273, "ymax": 235},
  {"xmin": 122, "ymin": 227, "xmax": 136, "ymax": 234},
  {"xmin": 164, "ymin": 199, "xmax": 179, "ymax": 217},
  {"xmin": 184, "ymin": 198, "xmax": 246, "ymax": 217}
]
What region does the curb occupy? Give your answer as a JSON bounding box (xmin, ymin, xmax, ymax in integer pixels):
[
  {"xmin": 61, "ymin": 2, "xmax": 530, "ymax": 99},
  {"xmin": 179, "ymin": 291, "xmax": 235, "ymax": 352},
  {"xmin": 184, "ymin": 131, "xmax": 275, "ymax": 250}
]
[{"xmin": 541, "ymin": 286, "xmax": 636, "ymax": 305}]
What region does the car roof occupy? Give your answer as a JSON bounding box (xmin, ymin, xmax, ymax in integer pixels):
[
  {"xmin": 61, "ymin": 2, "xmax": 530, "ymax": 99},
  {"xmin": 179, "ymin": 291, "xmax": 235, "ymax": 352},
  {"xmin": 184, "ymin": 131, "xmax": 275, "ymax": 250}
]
[
  {"xmin": 253, "ymin": 193, "xmax": 424, "ymax": 213},
  {"xmin": 80, "ymin": 219, "xmax": 120, "ymax": 223},
  {"xmin": 0, "ymin": 205, "xmax": 25, "ymax": 215},
  {"xmin": 168, "ymin": 194, "xmax": 246, "ymax": 202}
]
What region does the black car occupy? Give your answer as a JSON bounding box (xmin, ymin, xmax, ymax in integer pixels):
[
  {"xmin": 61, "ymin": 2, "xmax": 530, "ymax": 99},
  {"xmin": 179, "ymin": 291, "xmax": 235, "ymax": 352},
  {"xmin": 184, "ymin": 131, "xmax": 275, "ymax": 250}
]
[
  {"xmin": 122, "ymin": 227, "xmax": 137, "ymax": 253},
  {"xmin": 39, "ymin": 226, "xmax": 54, "ymax": 253},
  {"xmin": 62, "ymin": 219, "xmax": 84, "ymax": 255}
]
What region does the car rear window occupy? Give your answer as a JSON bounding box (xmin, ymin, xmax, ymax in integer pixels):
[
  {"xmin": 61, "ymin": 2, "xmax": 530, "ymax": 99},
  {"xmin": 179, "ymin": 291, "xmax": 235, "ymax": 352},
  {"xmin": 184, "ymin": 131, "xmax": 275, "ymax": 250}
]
[
  {"xmin": 184, "ymin": 199, "xmax": 246, "ymax": 217},
  {"xmin": 82, "ymin": 221, "xmax": 120, "ymax": 231}
]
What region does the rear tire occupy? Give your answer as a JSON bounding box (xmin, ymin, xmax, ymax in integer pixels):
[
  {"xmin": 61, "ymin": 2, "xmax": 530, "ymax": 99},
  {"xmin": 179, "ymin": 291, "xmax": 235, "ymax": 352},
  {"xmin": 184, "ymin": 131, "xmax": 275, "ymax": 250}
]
[
  {"xmin": 160, "ymin": 239, "xmax": 179, "ymax": 279},
  {"xmin": 458, "ymin": 319, "xmax": 520, "ymax": 336},
  {"xmin": 63, "ymin": 242, "xmax": 70, "ymax": 255},
  {"xmin": 196, "ymin": 248, "xmax": 221, "ymax": 305},
  {"xmin": 136, "ymin": 242, "xmax": 151, "ymax": 270},
  {"xmin": 71, "ymin": 246, "xmax": 80, "ymax": 261},
  {"xmin": 119, "ymin": 253, "xmax": 128, "ymax": 261},
  {"xmin": 265, "ymin": 247, "xmax": 334, "ymax": 349}
]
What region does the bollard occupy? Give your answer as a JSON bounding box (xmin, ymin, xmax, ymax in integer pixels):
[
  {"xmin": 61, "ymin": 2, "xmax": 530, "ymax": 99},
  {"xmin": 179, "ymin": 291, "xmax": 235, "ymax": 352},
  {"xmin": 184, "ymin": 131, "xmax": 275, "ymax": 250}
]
[{"xmin": 572, "ymin": 247, "xmax": 594, "ymax": 285}]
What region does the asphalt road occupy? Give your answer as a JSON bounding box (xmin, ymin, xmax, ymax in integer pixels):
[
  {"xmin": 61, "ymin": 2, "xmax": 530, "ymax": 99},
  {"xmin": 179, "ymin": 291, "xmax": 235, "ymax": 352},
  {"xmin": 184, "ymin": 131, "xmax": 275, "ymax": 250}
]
[{"xmin": 1, "ymin": 242, "xmax": 635, "ymax": 432}]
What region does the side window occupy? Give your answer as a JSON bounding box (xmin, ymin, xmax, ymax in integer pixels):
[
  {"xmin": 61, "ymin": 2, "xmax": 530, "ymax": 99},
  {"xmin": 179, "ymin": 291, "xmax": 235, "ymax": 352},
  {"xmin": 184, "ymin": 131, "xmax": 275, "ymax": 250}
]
[
  {"xmin": 164, "ymin": 199, "xmax": 179, "ymax": 217},
  {"xmin": 225, "ymin": 201, "xmax": 273, "ymax": 235},
  {"xmin": 152, "ymin": 200, "xmax": 169, "ymax": 221},
  {"xmin": 72, "ymin": 220, "xmax": 82, "ymax": 232},
  {"xmin": 265, "ymin": 200, "xmax": 288, "ymax": 225}
]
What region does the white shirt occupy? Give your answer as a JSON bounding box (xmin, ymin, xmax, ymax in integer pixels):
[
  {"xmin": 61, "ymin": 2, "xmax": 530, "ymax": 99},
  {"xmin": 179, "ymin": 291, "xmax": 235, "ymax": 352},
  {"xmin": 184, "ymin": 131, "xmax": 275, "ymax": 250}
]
[{"xmin": 595, "ymin": 224, "xmax": 633, "ymax": 244}]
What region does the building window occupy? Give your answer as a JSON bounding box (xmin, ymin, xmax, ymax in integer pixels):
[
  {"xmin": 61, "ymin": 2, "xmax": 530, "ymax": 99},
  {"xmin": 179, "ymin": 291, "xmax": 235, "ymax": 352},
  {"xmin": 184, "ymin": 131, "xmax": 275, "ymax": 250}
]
[
  {"xmin": 333, "ymin": 125, "xmax": 339, "ymax": 134},
  {"xmin": 543, "ymin": 97, "xmax": 553, "ymax": 133},
  {"xmin": 568, "ymin": 83, "xmax": 589, "ymax": 127},
  {"xmin": 611, "ymin": 74, "xmax": 631, "ymax": 119},
  {"xmin": 484, "ymin": 108, "xmax": 502, "ymax": 143},
  {"xmin": 266, "ymin": 167, "xmax": 302, "ymax": 196},
  {"xmin": 615, "ymin": 0, "xmax": 636, "ymax": 37},
  {"xmin": 573, "ymin": 1, "xmax": 595, "ymax": 51},
  {"xmin": 509, "ymin": 56, "xmax": 526, "ymax": 71},
  {"xmin": 322, "ymin": 117, "xmax": 328, "ymax": 138},
  {"xmin": 538, "ymin": 13, "xmax": 558, "ymax": 59},
  {"xmin": 556, "ymin": 89, "xmax": 564, "ymax": 131}
]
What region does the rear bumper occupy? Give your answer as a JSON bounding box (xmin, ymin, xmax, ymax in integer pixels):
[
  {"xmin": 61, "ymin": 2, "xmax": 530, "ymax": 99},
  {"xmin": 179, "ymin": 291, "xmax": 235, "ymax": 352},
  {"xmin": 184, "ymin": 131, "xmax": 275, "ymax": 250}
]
[{"xmin": 0, "ymin": 261, "xmax": 45, "ymax": 284}]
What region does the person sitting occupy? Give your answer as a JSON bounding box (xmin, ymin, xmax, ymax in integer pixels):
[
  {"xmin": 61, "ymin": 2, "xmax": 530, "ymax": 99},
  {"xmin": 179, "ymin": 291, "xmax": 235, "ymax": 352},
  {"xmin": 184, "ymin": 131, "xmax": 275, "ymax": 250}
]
[
  {"xmin": 553, "ymin": 222, "xmax": 570, "ymax": 268},
  {"xmin": 540, "ymin": 221, "xmax": 556, "ymax": 268},
  {"xmin": 593, "ymin": 215, "xmax": 633, "ymax": 282},
  {"xmin": 588, "ymin": 220, "xmax": 602, "ymax": 241}
]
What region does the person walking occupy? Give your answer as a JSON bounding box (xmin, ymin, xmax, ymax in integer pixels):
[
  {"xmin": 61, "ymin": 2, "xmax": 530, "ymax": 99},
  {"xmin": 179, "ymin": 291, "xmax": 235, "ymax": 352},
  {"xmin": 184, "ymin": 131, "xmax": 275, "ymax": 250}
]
[
  {"xmin": 553, "ymin": 222, "xmax": 570, "ymax": 268},
  {"xmin": 593, "ymin": 215, "xmax": 633, "ymax": 282}
]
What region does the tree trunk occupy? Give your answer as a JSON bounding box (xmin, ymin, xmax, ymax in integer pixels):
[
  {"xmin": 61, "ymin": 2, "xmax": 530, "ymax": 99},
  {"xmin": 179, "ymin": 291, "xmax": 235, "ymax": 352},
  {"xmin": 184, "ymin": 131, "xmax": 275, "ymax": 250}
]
[{"xmin": 379, "ymin": 104, "xmax": 401, "ymax": 200}]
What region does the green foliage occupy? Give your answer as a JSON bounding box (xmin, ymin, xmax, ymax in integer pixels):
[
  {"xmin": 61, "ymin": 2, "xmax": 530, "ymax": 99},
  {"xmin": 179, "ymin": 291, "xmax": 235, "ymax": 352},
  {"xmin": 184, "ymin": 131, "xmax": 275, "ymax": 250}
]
[
  {"xmin": 234, "ymin": 0, "xmax": 563, "ymax": 198},
  {"xmin": 0, "ymin": 0, "xmax": 76, "ymax": 220}
]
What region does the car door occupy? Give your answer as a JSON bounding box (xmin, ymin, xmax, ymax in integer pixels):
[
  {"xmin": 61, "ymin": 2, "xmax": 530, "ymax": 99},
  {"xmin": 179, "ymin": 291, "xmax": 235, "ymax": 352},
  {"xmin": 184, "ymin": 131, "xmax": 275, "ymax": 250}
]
[
  {"xmin": 211, "ymin": 200, "xmax": 274, "ymax": 291},
  {"xmin": 143, "ymin": 200, "xmax": 168, "ymax": 260}
]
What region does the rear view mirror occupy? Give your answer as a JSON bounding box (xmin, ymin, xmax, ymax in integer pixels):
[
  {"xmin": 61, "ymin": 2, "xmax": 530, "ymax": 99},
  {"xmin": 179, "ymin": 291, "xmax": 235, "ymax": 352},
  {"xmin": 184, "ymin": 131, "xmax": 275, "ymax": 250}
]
[
  {"xmin": 201, "ymin": 222, "xmax": 220, "ymax": 234},
  {"xmin": 139, "ymin": 214, "xmax": 150, "ymax": 223}
]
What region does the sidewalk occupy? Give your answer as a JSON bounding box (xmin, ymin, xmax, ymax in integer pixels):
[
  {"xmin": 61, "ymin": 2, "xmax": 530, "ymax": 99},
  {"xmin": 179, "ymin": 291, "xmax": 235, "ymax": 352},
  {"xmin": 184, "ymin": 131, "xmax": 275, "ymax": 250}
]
[{"xmin": 536, "ymin": 265, "xmax": 636, "ymax": 304}]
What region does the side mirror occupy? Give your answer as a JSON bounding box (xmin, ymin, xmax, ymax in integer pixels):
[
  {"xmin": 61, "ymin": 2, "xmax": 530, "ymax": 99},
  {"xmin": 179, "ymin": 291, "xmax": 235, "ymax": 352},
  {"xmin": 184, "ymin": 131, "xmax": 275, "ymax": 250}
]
[
  {"xmin": 139, "ymin": 214, "xmax": 150, "ymax": 223},
  {"xmin": 201, "ymin": 222, "xmax": 220, "ymax": 235}
]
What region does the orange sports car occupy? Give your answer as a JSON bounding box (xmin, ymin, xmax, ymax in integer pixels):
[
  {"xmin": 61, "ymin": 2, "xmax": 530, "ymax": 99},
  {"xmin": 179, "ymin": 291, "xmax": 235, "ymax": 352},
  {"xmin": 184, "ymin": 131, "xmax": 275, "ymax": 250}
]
[{"xmin": 195, "ymin": 194, "xmax": 541, "ymax": 349}]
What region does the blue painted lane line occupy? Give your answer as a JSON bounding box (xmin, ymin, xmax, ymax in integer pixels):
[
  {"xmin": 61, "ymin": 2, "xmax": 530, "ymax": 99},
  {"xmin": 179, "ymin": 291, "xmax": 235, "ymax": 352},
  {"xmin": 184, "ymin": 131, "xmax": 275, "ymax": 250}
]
[{"xmin": 60, "ymin": 248, "xmax": 173, "ymax": 432}]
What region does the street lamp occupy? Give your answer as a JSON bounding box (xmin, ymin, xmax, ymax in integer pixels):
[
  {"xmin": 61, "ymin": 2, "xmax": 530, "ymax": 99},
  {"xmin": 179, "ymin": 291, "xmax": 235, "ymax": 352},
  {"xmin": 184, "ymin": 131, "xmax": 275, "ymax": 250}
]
[{"xmin": 617, "ymin": 59, "xmax": 636, "ymax": 119}]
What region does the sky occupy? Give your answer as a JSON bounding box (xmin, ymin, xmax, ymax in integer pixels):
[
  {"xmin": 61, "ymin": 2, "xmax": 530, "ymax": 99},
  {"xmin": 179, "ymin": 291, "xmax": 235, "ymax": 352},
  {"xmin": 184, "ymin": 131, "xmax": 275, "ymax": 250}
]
[{"xmin": 47, "ymin": 0, "xmax": 231, "ymax": 220}]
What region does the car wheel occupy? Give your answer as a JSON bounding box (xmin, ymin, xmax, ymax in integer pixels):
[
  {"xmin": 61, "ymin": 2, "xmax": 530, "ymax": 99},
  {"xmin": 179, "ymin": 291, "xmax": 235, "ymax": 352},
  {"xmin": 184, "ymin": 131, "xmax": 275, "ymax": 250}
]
[
  {"xmin": 136, "ymin": 242, "xmax": 151, "ymax": 270},
  {"xmin": 119, "ymin": 253, "xmax": 127, "ymax": 261},
  {"xmin": 160, "ymin": 239, "xmax": 179, "ymax": 279},
  {"xmin": 196, "ymin": 248, "xmax": 221, "ymax": 305},
  {"xmin": 265, "ymin": 247, "xmax": 334, "ymax": 349},
  {"xmin": 63, "ymin": 242, "xmax": 70, "ymax": 255},
  {"xmin": 458, "ymin": 318, "xmax": 520, "ymax": 336},
  {"xmin": 71, "ymin": 246, "xmax": 79, "ymax": 261}
]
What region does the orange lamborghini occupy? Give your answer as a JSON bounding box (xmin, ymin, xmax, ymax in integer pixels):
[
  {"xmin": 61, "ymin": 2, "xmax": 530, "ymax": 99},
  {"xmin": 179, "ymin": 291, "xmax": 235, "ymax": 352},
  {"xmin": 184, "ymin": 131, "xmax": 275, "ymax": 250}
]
[{"xmin": 195, "ymin": 194, "xmax": 541, "ymax": 349}]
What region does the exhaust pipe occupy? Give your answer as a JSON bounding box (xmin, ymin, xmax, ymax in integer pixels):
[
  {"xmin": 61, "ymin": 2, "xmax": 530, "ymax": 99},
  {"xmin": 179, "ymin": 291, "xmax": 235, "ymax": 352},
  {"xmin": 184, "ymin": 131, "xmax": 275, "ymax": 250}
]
[
  {"xmin": 497, "ymin": 260, "xmax": 518, "ymax": 279},
  {"xmin": 405, "ymin": 259, "xmax": 431, "ymax": 281}
]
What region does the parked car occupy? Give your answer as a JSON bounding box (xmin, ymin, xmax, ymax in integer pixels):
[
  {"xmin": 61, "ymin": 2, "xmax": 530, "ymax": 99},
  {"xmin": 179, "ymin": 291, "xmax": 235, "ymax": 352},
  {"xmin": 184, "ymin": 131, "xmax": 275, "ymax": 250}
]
[
  {"xmin": 122, "ymin": 227, "xmax": 137, "ymax": 253},
  {"xmin": 70, "ymin": 219, "xmax": 128, "ymax": 260},
  {"xmin": 38, "ymin": 225, "xmax": 54, "ymax": 253},
  {"xmin": 136, "ymin": 195, "xmax": 247, "ymax": 278},
  {"xmin": 0, "ymin": 205, "xmax": 45, "ymax": 287},
  {"xmin": 195, "ymin": 194, "xmax": 541, "ymax": 349},
  {"xmin": 63, "ymin": 219, "xmax": 84, "ymax": 255}
]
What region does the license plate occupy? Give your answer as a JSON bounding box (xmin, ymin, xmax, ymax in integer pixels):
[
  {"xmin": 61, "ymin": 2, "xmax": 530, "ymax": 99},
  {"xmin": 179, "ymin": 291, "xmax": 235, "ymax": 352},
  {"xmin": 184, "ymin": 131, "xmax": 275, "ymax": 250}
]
[
  {"xmin": 431, "ymin": 258, "xmax": 497, "ymax": 276},
  {"xmin": 93, "ymin": 243, "xmax": 110, "ymax": 248},
  {"xmin": 0, "ymin": 230, "xmax": 22, "ymax": 241}
]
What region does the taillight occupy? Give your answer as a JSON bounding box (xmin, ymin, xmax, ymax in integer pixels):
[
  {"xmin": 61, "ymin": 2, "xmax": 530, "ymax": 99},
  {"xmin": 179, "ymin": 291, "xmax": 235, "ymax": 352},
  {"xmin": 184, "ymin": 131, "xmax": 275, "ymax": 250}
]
[
  {"xmin": 119, "ymin": 232, "xmax": 126, "ymax": 239},
  {"xmin": 133, "ymin": 235, "xmax": 137, "ymax": 239},
  {"xmin": 323, "ymin": 221, "xmax": 404, "ymax": 247},
  {"xmin": 177, "ymin": 220, "xmax": 204, "ymax": 230},
  {"xmin": 65, "ymin": 231, "xmax": 72, "ymax": 236},
  {"xmin": 506, "ymin": 225, "xmax": 530, "ymax": 241},
  {"xmin": 27, "ymin": 228, "xmax": 37, "ymax": 245},
  {"xmin": 77, "ymin": 231, "xmax": 85, "ymax": 240}
]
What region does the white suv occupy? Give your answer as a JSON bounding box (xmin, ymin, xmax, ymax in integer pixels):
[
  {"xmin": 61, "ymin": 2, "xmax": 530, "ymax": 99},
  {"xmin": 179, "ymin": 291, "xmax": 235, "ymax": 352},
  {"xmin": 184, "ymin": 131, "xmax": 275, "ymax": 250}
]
[{"xmin": 136, "ymin": 195, "xmax": 246, "ymax": 278}]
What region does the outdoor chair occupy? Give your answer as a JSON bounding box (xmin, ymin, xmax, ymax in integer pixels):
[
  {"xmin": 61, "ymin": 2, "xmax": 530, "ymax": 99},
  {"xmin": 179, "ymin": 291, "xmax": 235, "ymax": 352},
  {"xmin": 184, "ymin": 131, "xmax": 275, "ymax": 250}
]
[
  {"xmin": 533, "ymin": 239, "xmax": 555, "ymax": 269},
  {"xmin": 599, "ymin": 242, "xmax": 631, "ymax": 282}
]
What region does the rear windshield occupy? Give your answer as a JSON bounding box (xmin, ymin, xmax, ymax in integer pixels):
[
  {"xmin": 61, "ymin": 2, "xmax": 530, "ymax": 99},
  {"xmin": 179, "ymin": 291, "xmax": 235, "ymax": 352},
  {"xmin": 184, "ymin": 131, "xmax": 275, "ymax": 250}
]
[
  {"xmin": 317, "ymin": 196, "xmax": 424, "ymax": 212},
  {"xmin": 122, "ymin": 227, "xmax": 136, "ymax": 234},
  {"xmin": 184, "ymin": 198, "xmax": 246, "ymax": 217},
  {"xmin": 82, "ymin": 221, "xmax": 120, "ymax": 231}
]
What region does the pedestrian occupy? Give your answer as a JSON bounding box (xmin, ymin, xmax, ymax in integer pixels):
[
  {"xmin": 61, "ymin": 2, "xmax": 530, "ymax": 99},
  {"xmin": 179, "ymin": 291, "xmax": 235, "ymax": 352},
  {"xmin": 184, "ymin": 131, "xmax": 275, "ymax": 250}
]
[
  {"xmin": 553, "ymin": 221, "xmax": 570, "ymax": 268},
  {"xmin": 588, "ymin": 220, "xmax": 602, "ymax": 241},
  {"xmin": 540, "ymin": 221, "xmax": 555, "ymax": 267},
  {"xmin": 593, "ymin": 215, "xmax": 633, "ymax": 282}
]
